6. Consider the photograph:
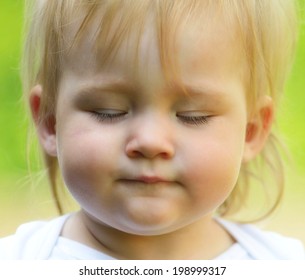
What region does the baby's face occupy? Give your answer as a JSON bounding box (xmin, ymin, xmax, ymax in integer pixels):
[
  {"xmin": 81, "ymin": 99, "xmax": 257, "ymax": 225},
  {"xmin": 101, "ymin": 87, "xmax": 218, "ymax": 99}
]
[{"xmin": 54, "ymin": 14, "xmax": 249, "ymax": 234}]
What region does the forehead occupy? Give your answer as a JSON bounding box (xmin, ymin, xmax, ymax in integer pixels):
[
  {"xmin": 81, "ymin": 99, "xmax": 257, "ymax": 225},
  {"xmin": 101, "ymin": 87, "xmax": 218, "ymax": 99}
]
[
  {"xmin": 61, "ymin": 1, "xmax": 245, "ymax": 82},
  {"xmin": 57, "ymin": 1, "xmax": 246, "ymax": 95}
]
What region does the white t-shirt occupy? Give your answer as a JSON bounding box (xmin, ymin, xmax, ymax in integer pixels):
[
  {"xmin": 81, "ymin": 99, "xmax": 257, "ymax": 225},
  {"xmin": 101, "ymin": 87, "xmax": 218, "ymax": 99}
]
[
  {"xmin": 0, "ymin": 215, "xmax": 304, "ymax": 260},
  {"xmin": 49, "ymin": 237, "xmax": 253, "ymax": 260}
]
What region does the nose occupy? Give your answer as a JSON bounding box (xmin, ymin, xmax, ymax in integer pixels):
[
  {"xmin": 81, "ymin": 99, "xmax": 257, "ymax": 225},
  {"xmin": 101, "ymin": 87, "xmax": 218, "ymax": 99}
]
[{"xmin": 125, "ymin": 114, "xmax": 175, "ymax": 159}]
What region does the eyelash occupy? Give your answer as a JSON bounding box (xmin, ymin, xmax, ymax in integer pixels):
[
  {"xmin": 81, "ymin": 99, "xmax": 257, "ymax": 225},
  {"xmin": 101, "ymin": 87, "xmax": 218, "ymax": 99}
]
[
  {"xmin": 91, "ymin": 111, "xmax": 210, "ymax": 126},
  {"xmin": 177, "ymin": 115, "xmax": 209, "ymax": 125},
  {"xmin": 91, "ymin": 111, "xmax": 127, "ymax": 123}
]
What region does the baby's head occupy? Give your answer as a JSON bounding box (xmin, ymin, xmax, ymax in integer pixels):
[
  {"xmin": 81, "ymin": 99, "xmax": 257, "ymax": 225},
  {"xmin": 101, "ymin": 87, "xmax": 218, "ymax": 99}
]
[{"xmin": 23, "ymin": 0, "xmax": 297, "ymax": 224}]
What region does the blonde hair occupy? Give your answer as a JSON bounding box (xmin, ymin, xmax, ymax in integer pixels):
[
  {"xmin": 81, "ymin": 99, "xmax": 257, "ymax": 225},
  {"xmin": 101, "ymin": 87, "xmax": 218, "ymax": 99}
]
[{"xmin": 22, "ymin": 0, "xmax": 298, "ymax": 220}]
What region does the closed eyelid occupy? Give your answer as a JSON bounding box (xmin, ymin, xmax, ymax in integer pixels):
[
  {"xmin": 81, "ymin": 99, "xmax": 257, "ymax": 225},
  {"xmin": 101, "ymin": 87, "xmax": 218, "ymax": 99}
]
[
  {"xmin": 72, "ymin": 79, "xmax": 232, "ymax": 112},
  {"xmin": 176, "ymin": 113, "xmax": 210, "ymax": 126},
  {"xmin": 73, "ymin": 82, "xmax": 134, "ymax": 109},
  {"xmin": 169, "ymin": 83, "xmax": 232, "ymax": 110},
  {"xmin": 90, "ymin": 110, "xmax": 127, "ymax": 123}
]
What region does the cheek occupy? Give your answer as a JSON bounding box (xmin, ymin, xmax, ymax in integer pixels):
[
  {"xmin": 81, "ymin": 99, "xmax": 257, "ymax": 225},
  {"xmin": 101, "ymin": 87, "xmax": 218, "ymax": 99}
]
[
  {"xmin": 56, "ymin": 124, "xmax": 120, "ymax": 199},
  {"xmin": 181, "ymin": 129, "xmax": 245, "ymax": 209}
]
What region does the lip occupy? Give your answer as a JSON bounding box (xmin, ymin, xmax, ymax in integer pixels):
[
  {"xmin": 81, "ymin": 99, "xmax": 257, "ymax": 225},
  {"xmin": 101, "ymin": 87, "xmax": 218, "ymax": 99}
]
[
  {"xmin": 121, "ymin": 176, "xmax": 171, "ymax": 184},
  {"xmin": 137, "ymin": 176, "xmax": 170, "ymax": 184}
]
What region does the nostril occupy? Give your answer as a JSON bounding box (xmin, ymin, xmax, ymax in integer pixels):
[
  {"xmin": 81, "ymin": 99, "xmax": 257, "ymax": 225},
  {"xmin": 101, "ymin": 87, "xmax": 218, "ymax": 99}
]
[
  {"xmin": 126, "ymin": 149, "xmax": 143, "ymax": 158},
  {"xmin": 125, "ymin": 137, "xmax": 175, "ymax": 159}
]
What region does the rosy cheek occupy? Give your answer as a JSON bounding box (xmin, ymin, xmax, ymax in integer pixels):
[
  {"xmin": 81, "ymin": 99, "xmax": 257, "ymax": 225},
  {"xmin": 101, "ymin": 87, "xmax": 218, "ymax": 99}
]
[
  {"xmin": 181, "ymin": 139, "xmax": 242, "ymax": 206},
  {"xmin": 58, "ymin": 130, "xmax": 107, "ymax": 184}
]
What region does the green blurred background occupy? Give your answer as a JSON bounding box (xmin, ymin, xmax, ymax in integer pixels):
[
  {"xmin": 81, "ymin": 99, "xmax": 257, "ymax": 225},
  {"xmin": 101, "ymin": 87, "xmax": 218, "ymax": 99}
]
[{"xmin": 0, "ymin": 1, "xmax": 304, "ymax": 244}]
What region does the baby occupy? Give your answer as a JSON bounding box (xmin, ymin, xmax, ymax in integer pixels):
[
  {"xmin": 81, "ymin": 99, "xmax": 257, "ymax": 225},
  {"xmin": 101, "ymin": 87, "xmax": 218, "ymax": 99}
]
[{"xmin": 0, "ymin": 0, "xmax": 304, "ymax": 259}]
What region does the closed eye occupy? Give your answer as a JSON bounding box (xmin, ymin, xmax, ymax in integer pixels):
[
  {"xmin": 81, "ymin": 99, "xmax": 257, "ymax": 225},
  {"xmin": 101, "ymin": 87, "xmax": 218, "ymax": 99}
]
[
  {"xmin": 177, "ymin": 113, "xmax": 210, "ymax": 126},
  {"xmin": 91, "ymin": 110, "xmax": 127, "ymax": 123}
]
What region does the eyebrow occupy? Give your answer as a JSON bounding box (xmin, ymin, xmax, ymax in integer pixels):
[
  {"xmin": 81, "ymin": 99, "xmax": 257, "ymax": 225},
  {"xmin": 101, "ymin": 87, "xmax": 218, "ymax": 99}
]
[
  {"xmin": 171, "ymin": 82, "xmax": 228, "ymax": 101},
  {"xmin": 77, "ymin": 78, "xmax": 136, "ymax": 96},
  {"xmin": 74, "ymin": 78, "xmax": 228, "ymax": 104}
]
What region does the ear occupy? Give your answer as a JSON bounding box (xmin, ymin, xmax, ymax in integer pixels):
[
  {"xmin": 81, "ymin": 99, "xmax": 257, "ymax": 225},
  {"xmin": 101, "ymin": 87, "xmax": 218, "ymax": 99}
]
[
  {"xmin": 243, "ymin": 96, "xmax": 274, "ymax": 162},
  {"xmin": 29, "ymin": 85, "xmax": 57, "ymax": 157}
]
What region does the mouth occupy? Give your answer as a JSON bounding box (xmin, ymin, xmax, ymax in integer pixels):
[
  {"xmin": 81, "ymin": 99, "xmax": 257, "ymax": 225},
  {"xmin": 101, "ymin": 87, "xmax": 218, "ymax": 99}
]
[
  {"xmin": 120, "ymin": 176, "xmax": 172, "ymax": 184},
  {"xmin": 116, "ymin": 175, "xmax": 180, "ymax": 197}
]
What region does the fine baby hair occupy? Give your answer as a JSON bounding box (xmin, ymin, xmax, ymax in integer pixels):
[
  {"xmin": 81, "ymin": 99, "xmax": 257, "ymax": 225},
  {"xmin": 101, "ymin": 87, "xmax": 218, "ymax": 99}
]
[{"xmin": 23, "ymin": 0, "xmax": 297, "ymax": 220}]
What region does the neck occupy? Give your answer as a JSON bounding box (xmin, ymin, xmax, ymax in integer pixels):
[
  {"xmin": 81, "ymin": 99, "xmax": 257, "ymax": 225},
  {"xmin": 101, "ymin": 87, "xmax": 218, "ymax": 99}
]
[{"xmin": 62, "ymin": 210, "xmax": 234, "ymax": 260}]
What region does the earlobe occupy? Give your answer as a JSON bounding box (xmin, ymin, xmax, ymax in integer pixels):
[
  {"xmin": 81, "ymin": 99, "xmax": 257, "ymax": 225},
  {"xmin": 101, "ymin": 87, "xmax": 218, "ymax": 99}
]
[
  {"xmin": 29, "ymin": 85, "xmax": 57, "ymax": 157},
  {"xmin": 243, "ymin": 96, "xmax": 274, "ymax": 162}
]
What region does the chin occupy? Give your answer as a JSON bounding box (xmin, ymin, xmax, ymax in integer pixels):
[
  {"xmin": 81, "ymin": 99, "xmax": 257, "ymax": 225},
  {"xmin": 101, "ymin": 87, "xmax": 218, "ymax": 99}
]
[{"xmin": 115, "ymin": 199, "xmax": 188, "ymax": 236}]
